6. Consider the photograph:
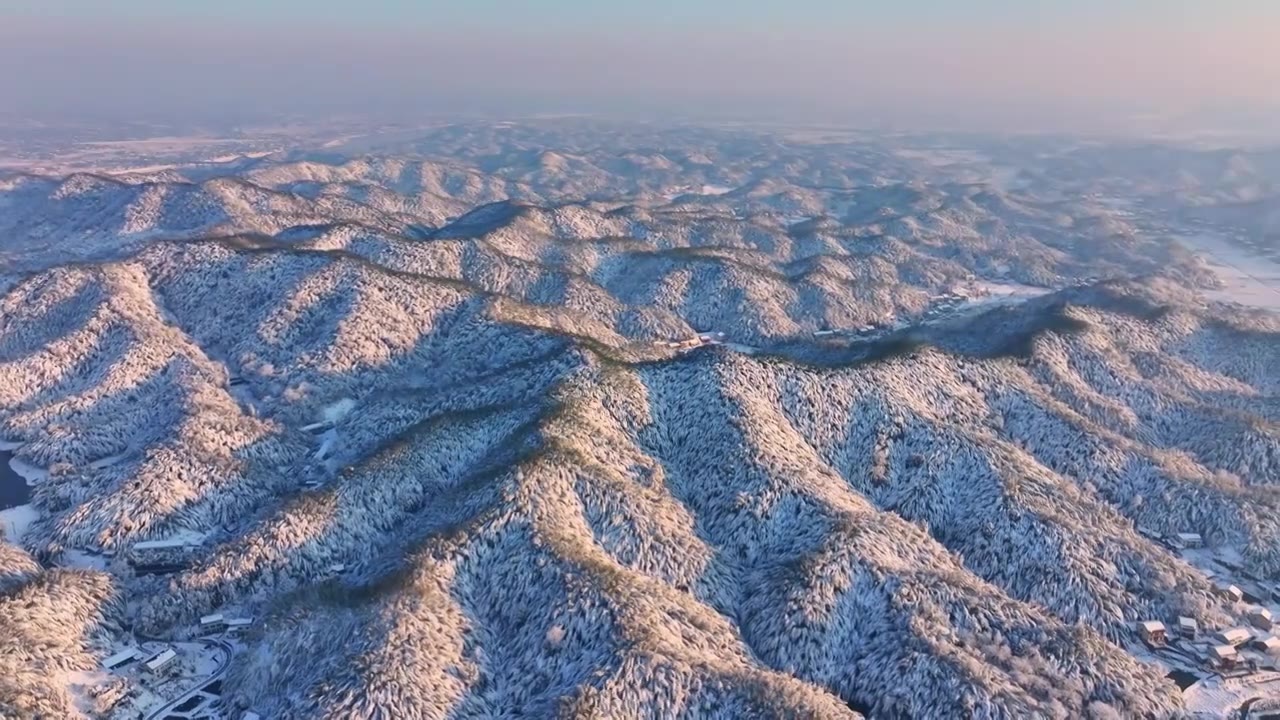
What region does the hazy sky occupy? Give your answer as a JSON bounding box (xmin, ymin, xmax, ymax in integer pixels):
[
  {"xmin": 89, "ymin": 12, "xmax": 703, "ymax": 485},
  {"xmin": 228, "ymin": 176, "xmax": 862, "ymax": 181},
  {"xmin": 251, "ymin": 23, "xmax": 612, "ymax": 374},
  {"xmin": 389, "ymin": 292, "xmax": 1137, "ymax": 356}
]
[{"xmin": 3, "ymin": 1, "xmax": 1278, "ymax": 133}]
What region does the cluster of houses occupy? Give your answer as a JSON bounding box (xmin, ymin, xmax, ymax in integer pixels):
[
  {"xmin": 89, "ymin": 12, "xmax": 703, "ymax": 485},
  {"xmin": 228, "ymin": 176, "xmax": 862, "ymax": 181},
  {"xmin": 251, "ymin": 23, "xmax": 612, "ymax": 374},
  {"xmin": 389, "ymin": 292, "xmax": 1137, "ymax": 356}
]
[
  {"xmin": 658, "ymin": 331, "xmax": 727, "ymax": 352},
  {"xmin": 924, "ymin": 291, "xmax": 973, "ymax": 318},
  {"xmin": 813, "ymin": 323, "xmax": 884, "ymax": 338},
  {"xmin": 1138, "ymin": 612, "xmax": 1280, "ymax": 674},
  {"xmin": 1129, "ymin": 529, "xmax": 1280, "ymax": 681}
]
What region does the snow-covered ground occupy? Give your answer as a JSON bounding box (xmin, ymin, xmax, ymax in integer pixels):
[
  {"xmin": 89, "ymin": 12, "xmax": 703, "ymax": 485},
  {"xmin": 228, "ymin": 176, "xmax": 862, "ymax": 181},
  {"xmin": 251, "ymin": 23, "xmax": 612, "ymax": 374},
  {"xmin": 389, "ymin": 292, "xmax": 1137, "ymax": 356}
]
[
  {"xmin": 322, "ymin": 398, "xmax": 356, "ymax": 424},
  {"xmin": 1184, "ymin": 672, "xmax": 1280, "ymax": 717},
  {"xmin": 10, "ymin": 456, "xmax": 49, "ymax": 486},
  {"xmin": 314, "ymin": 428, "xmax": 339, "ymax": 462},
  {"xmin": 939, "ymin": 281, "xmax": 1051, "ymax": 320},
  {"xmin": 99, "ymin": 640, "xmax": 229, "ymax": 720},
  {"xmin": 973, "ymin": 280, "xmax": 1052, "ymax": 300},
  {"xmin": 65, "ymin": 669, "xmax": 120, "ymax": 717},
  {"xmin": 0, "ymin": 503, "xmax": 39, "ymax": 543},
  {"xmin": 1176, "ymin": 234, "xmax": 1280, "ymax": 312},
  {"xmin": 162, "ymin": 529, "xmax": 209, "ymax": 546},
  {"xmin": 59, "ymin": 549, "xmax": 110, "ymax": 571},
  {"xmin": 89, "ymin": 453, "xmax": 129, "ymax": 470}
]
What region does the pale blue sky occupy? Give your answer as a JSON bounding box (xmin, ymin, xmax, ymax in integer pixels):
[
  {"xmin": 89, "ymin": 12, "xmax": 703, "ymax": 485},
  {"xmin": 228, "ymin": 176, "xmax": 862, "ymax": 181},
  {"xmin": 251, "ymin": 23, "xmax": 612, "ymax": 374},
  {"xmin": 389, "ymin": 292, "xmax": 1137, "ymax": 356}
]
[
  {"xmin": 5, "ymin": 0, "xmax": 1272, "ymax": 28},
  {"xmin": 2, "ymin": 1, "xmax": 1277, "ymax": 132},
  {"xmin": 2, "ymin": 0, "xmax": 1269, "ymax": 31}
]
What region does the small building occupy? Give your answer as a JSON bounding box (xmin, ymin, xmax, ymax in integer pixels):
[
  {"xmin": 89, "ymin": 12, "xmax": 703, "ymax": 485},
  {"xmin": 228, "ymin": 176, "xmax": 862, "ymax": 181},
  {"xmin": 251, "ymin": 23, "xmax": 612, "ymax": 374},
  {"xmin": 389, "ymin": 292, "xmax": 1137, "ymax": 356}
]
[
  {"xmin": 1217, "ymin": 554, "xmax": 1245, "ymax": 572},
  {"xmin": 225, "ymin": 617, "xmax": 254, "ymax": 629},
  {"xmin": 132, "ymin": 537, "xmax": 190, "ymax": 552},
  {"xmin": 1218, "ymin": 583, "xmax": 1245, "ymax": 602},
  {"xmin": 1137, "ymin": 526, "xmax": 1162, "ymax": 541},
  {"xmin": 145, "ymin": 648, "xmax": 178, "ymax": 673},
  {"xmin": 1175, "ymin": 533, "xmax": 1204, "ymax": 549},
  {"xmin": 1250, "ymin": 607, "xmax": 1275, "ymax": 631},
  {"xmin": 1139, "ymin": 621, "xmax": 1168, "ymax": 647},
  {"xmin": 200, "ymin": 613, "xmax": 225, "ymax": 627},
  {"xmin": 1179, "ymin": 617, "xmax": 1199, "ymax": 640},
  {"xmin": 1251, "ymin": 635, "xmax": 1280, "ymax": 655},
  {"xmin": 1211, "ymin": 644, "xmax": 1240, "ymax": 669},
  {"xmin": 1218, "ymin": 627, "xmax": 1252, "ymax": 646},
  {"xmin": 101, "ymin": 648, "xmax": 139, "ymax": 670},
  {"xmin": 329, "ymin": 563, "xmax": 346, "ymax": 574},
  {"xmin": 1172, "ymin": 530, "xmax": 1203, "ymax": 545}
]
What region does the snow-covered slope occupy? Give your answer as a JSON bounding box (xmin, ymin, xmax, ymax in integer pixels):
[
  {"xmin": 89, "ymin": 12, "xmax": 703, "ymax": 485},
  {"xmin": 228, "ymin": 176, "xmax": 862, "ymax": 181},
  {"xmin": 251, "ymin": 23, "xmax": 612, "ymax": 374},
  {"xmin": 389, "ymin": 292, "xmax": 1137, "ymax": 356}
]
[{"xmin": 1, "ymin": 121, "xmax": 1278, "ymax": 719}]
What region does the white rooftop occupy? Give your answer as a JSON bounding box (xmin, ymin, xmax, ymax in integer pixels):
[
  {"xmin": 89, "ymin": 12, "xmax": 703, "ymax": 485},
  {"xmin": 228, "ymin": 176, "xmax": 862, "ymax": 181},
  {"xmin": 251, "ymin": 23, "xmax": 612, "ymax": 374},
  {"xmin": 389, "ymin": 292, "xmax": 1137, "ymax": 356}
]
[
  {"xmin": 101, "ymin": 647, "xmax": 139, "ymax": 669},
  {"xmin": 1219, "ymin": 628, "xmax": 1252, "ymax": 644},
  {"xmin": 145, "ymin": 648, "xmax": 177, "ymax": 671}
]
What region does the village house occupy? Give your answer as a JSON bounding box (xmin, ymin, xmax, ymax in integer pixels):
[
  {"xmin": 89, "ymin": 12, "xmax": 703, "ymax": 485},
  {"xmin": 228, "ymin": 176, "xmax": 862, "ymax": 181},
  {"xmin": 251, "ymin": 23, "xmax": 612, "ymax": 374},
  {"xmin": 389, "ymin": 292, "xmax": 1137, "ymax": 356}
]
[
  {"xmin": 1218, "ymin": 627, "xmax": 1252, "ymax": 646},
  {"xmin": 1179, "ymin": 617, "xmax": 1199, "ymax": 640},
  {"xmin": 1139, "ymin": 621, "xmax": 1168, "ymax": 647},
  {"xmin": 1218, "ymin": 582, "xmax": 1245, "ymax": 603},
  {"xmin": 145, "ymin": 648, "xmax": 178, "ymax": 673},
  {"xmin": 1211, "ymin": 644, "xmax": 1240, "ymax": 670},
  {"xmin": 1250, "ymin": 607, "xmax": 1275, "ymax": 631},
  {"xmin": 1251, "ymin": 635, "xmax": 1280, "ymax": 656}
]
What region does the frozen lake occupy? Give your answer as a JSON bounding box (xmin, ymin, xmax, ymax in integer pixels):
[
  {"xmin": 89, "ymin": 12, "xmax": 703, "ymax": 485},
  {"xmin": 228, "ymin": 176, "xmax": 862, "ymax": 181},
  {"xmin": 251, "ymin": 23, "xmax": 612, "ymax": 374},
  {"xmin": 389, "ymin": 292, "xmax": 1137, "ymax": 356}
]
[{"xmin": 1177, "ymin": 234, "xmax": 1280, "ymax": 312}]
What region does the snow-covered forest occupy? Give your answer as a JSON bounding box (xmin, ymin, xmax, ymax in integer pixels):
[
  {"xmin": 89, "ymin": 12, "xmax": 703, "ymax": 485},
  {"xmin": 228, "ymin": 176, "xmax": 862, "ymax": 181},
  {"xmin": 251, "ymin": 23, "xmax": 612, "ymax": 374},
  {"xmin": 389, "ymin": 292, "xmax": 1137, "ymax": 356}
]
[{"xmin": 1, "ymin": 121, "xmax": 1278, "ymax": 718}]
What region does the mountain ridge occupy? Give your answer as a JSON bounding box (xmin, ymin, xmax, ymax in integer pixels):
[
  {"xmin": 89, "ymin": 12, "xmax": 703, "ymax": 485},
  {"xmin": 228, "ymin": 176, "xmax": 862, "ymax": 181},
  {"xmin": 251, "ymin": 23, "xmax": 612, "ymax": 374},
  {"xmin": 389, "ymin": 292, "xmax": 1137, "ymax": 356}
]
[{"xmin": 2, "ymin": 124, "xmax": 1278, "ymax": 718}]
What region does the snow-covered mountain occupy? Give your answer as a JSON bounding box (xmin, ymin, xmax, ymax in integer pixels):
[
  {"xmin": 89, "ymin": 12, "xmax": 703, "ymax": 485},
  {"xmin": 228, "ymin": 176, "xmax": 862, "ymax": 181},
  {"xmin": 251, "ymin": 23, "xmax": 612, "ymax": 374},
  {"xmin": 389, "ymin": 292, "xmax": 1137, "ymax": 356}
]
[{"xmin": 1, "ymin": 121, "xmax": 1278, "ymax": 719}]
